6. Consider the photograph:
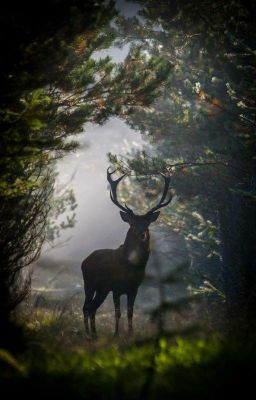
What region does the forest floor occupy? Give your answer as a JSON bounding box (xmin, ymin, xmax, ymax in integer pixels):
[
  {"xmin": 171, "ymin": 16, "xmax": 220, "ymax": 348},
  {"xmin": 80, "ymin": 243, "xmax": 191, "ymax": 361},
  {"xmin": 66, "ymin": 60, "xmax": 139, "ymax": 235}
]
[
  {"xmin": 19, "ymin": 254, "xmax": 214, "ymax": 349},
  {"xmin": 2, "ymin": 257, "xmax": 252, "ymax": 400}
]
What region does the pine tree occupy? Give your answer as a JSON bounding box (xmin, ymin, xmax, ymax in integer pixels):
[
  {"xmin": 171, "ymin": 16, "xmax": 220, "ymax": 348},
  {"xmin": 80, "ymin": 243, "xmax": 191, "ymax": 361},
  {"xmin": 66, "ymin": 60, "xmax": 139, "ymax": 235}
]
[{"xmin": 112, "ymin": 0, "xmax": 256, "ymax": 337}]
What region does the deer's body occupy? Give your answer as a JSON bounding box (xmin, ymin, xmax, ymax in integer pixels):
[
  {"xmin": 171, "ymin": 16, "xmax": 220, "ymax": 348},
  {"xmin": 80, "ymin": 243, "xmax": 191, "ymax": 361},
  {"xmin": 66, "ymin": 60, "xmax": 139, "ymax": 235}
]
[
  {"xmin": 82, "ymin": 228, "xmax": 150, "ymax": 292},
  {"xmin": 82, "ymin": 227, "xmax": 150, "ymax": 338},
  {"xmin": 82, "ymin": 168, "xmax": 171, "ymax": 339}
]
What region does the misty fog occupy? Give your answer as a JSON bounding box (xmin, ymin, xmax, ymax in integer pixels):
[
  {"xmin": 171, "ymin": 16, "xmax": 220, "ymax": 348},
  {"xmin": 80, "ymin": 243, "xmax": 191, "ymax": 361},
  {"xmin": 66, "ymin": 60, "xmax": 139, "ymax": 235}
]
[
  {"xmin": 31, "ymin": 0, "xmax": 189, "ymax": 314},
  {"xmin": 33, "ymin": 0, "xmax": 188, "ymax": 308},
  {"xmin": 44, "ymin": 117, "xmax": 147, "ymax": 262},
  {"xmin": 33, "ymin": 117, "xmax": 187, "ymax": 313}
]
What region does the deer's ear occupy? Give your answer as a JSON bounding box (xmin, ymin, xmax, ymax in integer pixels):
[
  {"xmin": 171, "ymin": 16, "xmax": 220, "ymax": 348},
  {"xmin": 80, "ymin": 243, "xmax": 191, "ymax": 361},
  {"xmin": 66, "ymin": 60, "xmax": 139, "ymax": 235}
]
[
  {"xmin": 147, "ymin": 211, "xmax": 160, "ymax": 223},
  {"xmin": 120, "ymin": 211, "xmax": 132, "ymax": 223}
]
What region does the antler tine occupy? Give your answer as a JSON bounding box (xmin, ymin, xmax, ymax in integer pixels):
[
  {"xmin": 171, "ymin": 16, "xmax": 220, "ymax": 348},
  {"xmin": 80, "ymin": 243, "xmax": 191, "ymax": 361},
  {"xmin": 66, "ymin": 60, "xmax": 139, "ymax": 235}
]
[
  {"xmin": 158, "ymin": 173, "xmax": 171, "ymax": 203},
  {"xmin": 107, "ymin": 167, "xmax": 134, "ymax": 214},
  {"xmin": 147, "ymin": 173, "xmax": 172, "ymax": 215}
]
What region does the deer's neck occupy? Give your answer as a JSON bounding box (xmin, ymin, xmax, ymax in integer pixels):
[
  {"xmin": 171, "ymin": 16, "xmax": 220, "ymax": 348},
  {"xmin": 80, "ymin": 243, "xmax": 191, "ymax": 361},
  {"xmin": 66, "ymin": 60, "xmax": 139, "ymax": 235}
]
[{"xmin": 123, "ymin": 228, "xmax": 150, "ymax": 267}]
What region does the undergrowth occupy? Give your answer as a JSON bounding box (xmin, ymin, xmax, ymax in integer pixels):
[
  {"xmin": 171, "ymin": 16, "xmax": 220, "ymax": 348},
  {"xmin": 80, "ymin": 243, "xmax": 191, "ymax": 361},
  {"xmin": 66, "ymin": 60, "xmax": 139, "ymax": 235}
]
[
  {"xmin": 1, "ymin": 300, "xmax": 254, "ymax": 399},
  {"xmin": 1, "ymin": 326, "xmax": 255, "ymax": 399}
]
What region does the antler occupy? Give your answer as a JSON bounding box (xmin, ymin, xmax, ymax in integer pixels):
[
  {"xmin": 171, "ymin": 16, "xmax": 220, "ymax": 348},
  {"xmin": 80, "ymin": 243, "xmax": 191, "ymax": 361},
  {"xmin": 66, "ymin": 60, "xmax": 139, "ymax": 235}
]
[
  {"xmin": 147, "ymin": 173, "xmax": 172, "ymax": 214},
  {"xmin": 107, "ymin": 167, "xmax": 134, "ymax": 215}
]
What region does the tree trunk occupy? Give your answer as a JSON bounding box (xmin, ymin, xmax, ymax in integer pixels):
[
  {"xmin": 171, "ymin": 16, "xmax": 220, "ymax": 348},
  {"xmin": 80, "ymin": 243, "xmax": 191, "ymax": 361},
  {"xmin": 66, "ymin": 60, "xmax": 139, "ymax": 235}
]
[{"xmin": 220, "ymin": 187, "xmax": 256, "ymax": 337}]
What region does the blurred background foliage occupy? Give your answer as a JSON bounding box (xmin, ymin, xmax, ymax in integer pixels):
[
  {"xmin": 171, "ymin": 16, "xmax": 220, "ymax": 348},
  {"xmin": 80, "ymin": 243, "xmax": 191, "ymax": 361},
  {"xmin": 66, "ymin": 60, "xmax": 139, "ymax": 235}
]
[{"xmin": 109, "ymin": 0, "xmax": 256, "ymax": 337}]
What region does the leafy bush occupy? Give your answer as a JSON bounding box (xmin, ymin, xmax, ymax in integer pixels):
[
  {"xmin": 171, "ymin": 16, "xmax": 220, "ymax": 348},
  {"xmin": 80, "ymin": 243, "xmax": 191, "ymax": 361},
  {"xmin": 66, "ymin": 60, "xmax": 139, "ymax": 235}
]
[{"xmin": 0, "ymin": 336, "xmax": 255, "ymax": 399}]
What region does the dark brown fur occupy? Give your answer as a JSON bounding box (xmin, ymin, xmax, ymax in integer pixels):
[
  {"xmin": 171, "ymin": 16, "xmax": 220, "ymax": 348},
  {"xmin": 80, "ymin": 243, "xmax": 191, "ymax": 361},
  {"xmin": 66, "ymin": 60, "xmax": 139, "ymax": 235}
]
[
  {"xmin": 82, "ymin": 169, "xmax": 171, "ymax": 339},
  {"xmin": 81, "ymin": 226, "xmax": 151, "ymax": 338}
]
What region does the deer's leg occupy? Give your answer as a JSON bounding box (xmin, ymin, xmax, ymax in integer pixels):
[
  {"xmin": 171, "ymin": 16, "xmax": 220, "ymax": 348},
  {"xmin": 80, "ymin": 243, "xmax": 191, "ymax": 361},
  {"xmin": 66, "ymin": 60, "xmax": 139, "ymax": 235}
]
[
  {"xmin": 127, "ymin": 289, "xmax": 137, "ymax": 336},
  {"xmin": 88, "ymin": 290, "xmax": 108, "ymax": 339},
  {"xmin": 113, "ymin": 292, "xmax": 121, "ymax": 337},
  {"xmin": 83, "ymin": 287, "xmax": 95, "ymax": 338}
]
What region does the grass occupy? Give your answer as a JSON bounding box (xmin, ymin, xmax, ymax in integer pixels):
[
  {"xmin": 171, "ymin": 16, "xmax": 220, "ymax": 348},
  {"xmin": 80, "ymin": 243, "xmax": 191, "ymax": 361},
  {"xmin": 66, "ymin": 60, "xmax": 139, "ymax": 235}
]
[
  {"xmin": 1, "ymin": 330, "xmax": 255, "ymax": 400},
  {"xmin": 1, "ymin": 291, "xmax": 252, "ymax": 399}
]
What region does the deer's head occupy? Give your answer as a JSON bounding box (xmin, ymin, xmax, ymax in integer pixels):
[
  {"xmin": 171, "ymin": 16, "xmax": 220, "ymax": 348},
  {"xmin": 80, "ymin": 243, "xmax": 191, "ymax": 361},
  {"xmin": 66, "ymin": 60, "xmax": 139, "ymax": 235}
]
[{"xmin": 107, "ymin": 168, "xmax": 172, "ymax": 241}]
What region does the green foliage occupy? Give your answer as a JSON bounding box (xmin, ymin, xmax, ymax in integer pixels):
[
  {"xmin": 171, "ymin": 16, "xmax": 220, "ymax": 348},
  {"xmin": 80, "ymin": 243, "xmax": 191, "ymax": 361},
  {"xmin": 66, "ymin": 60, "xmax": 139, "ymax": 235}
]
[
  {"xmin": 46, "ymin": 178, "xmax": 78, "ymax": 243},
  {"xmin": 0, "ymin": 0, "xmax": 172, "ymax": 197},
  {"xmin": 0, "ymin": 336, "xmax": 255, "ymax": 399}
]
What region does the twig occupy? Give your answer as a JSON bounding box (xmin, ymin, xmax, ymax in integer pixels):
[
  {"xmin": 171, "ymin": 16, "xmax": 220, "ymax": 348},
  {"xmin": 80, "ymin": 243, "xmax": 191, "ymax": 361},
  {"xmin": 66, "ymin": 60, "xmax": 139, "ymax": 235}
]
[{"xmin": 114, "ymin": 160, "xmax": 228, "ymax": 177}]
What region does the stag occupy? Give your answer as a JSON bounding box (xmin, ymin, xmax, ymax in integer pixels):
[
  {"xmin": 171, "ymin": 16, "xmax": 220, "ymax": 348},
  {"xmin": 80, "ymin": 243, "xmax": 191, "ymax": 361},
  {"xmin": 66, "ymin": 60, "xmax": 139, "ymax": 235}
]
[{"xmin": 81, "ymin": 168, "xmax": 172, "ymax": 339}]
